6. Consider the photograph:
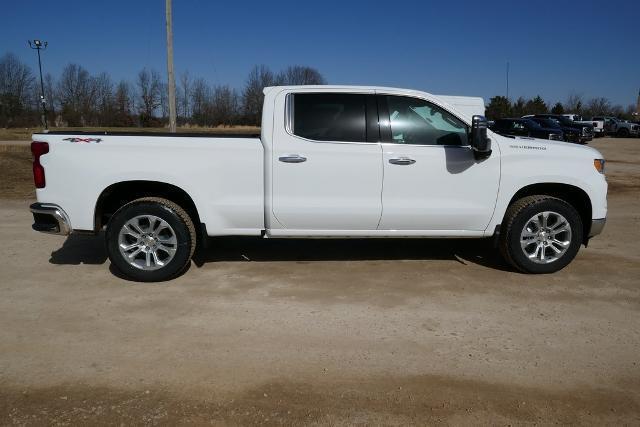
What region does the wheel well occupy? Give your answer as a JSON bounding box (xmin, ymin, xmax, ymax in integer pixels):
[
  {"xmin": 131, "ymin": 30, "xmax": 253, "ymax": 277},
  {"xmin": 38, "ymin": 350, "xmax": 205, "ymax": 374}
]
[
  {"xmin": 94, "ymin": 181, "xmax": 201, "ymax": 232},
  {"xmin": 508, "ymin": 183, "xmax": 592, "ymax": 240}
]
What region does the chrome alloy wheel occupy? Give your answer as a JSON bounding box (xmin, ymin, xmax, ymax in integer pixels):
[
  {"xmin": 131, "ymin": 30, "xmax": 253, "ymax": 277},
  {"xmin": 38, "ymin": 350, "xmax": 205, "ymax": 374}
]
[
  {"xmin": 519, "ymin": 211, "xmax": 572, "ymax": 264},
  {"xmin": 118, "ymin": 215, "xmax": 178, "ymax": 270}
]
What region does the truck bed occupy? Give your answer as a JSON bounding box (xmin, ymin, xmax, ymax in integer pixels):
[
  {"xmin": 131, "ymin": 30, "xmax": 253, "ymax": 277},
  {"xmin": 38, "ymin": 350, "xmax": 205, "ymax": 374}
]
[{"xmin": 32, "ymin": 132, "xmax": 265, "ymax": 236}]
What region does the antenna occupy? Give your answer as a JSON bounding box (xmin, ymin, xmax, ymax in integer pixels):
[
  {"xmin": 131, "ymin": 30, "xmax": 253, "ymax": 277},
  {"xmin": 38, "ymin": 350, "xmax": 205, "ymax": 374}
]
[{"xmin": 506, "ymin": 61, "xmax": 510, "ymax": 100}]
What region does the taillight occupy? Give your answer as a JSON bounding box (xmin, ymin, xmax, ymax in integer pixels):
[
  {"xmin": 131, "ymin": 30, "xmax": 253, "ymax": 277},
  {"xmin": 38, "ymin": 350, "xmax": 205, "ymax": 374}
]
[{"xmin": 31, "ymin": 141, "xmax": 49, "ymax": 189}]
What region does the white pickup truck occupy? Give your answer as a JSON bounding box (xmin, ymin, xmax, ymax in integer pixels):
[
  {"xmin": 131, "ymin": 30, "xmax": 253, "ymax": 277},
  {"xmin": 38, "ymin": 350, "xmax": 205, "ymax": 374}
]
[{"xmin": 30, "ymin": 85, "xmax": 607, "ymax": 281}]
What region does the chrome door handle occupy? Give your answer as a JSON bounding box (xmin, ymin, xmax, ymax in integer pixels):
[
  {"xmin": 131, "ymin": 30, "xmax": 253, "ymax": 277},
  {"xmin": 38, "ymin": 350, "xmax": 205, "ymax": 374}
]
[
  {"xmin": 389, "ymin": 157, "xmax": 416, "ymax": 165},
  {"xmin": 279, "ymin": 154, "xmax": 307, "ymax": 163}
]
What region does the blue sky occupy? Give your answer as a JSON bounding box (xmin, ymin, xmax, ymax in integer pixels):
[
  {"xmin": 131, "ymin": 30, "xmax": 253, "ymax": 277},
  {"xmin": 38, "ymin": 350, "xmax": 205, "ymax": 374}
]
[{"xmin": 2, "ymin": 0, "xmax": 639, "ymax": 106}]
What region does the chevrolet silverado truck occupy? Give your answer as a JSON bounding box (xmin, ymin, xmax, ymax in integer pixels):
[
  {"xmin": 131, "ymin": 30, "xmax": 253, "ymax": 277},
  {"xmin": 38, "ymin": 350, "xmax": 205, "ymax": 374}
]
[{"xmin": 29, "ymin": 86, "xmax": 607, "ymax": 281}]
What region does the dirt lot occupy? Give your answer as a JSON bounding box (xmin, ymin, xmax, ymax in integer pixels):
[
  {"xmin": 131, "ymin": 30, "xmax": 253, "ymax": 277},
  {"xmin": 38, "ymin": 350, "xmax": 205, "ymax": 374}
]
[{"xmin": 1, "ymin": 137, "xmax": 639, "ymax": 425}]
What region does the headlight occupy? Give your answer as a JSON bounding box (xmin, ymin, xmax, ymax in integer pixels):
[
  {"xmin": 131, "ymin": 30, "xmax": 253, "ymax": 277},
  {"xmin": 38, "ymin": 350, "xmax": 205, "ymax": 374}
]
[{"xmin": 593, "ymin": 159, "xmax": 605, "ymax": 174}]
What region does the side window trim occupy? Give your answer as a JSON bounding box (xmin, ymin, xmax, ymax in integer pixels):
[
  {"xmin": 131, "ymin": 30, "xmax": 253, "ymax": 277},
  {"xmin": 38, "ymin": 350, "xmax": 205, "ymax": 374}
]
[
  {"xmin": 365, "ymin": 94, "xmax": 380, "ymax": 142},
  {"xmin": 376, "ymin": 94, "xmax": 470, "ymax": 147},
  {"xmin": 284, "ymin": 92, "xmax": 377, "ymax": 144},
  {"xmin": 376, "ymin": 94, "xmax": 392, "ymax": 142}
]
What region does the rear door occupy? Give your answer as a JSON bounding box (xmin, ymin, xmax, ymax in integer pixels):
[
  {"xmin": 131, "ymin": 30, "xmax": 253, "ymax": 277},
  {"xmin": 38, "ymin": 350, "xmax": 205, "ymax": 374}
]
[
  {"xmin": 270, "ymin": 91, "xmax": 383, "ymax": 231},
  {"xmin": 377, "ymin": 94, "xmax": 500, "ymax": 232}
]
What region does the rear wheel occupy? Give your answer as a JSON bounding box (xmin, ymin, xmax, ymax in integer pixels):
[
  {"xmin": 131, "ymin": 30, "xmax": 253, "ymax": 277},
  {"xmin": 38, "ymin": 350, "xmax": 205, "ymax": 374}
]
[
  {"xmin": 617, "ymin": 128, "xmax": 630, "ymax": 138},
  {"xmin": 106, "ymin": 197, "xmax": 196, "ymax": 282},
  {"xmin": 499, "ymin": 196, "xmax": 583, "ymax": 274}
]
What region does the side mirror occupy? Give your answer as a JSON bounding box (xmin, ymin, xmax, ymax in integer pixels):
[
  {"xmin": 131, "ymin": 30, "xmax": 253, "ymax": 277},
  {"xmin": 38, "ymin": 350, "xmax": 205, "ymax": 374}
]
[{"xmin": 471, "ymin": 115, "xmax": 492, "ymax": 160}]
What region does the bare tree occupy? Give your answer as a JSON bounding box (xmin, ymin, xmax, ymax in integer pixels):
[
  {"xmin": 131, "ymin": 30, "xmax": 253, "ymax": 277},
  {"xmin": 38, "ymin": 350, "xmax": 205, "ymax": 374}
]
[
  {"xmin": 211, "ymin": 85, "xmax": 240, "ymax": 126},
  {"xmin": 190, "ymin": 77, "xmax": 210, "ymax": 126},
  {"xmin": 58, "ymin": 63, "xmax": 95, "ymax": 126},
  {"xmin": 564, "ymin": 92, "xmax": 584, "ymax": 113},
  {"xmin": 0, "ymin": 53, "xmax": 35, "ymax": 126},
  {"xmin": 242, "ymin": 65, "xmax": 276, "ymax": 125},
  {"xmin": 113, "ymin": 80, "xmax": 135, "ymax": 126},
  {"xmin": 93, "ymin": 72, "xmax": 114, "ymax": 125},
  {"xmin": 44, "ymin": 72, "xmax": 57, "ymax": 121},
  {"xmin": 159, "ymin": 81, "xmax": 168, "ymax": 119},
  {"xmin": 178, "ymin": 71, "xmax": 191, "ymax": 122},
  {"xmin": 137, "ymin": 68, "xmax": 162, "ymax": 125},
  {"xmin": 279, "ymin": 65, "xmax": 326, "ymax": 85},
  {"xmin": 584, "ymin": 97, "xmax": 611, "ymax": 117}
]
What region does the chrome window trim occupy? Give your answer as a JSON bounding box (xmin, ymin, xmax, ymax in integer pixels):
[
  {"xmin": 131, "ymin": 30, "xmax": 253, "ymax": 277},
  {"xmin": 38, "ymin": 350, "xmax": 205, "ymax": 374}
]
[{"xmin": 284, "ymin": 92, "xmax": 377, "ymax": 146}]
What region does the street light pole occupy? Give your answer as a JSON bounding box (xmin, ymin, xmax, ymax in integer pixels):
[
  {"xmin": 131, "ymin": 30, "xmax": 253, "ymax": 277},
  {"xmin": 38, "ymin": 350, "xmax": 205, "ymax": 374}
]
[
  {"xmin": 165, "ymin": 0, "xmax": 177, "ymax": 132},
  {"xmin": 28, "ymin": 39, "xmax": 49, "ymax": 129}
]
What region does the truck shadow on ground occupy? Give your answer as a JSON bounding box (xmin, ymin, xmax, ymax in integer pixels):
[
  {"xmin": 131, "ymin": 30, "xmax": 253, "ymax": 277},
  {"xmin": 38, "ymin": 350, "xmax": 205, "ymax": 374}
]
[{"xmin": 49, "ymin": 233, "xmax": 512, "ymax": 272}]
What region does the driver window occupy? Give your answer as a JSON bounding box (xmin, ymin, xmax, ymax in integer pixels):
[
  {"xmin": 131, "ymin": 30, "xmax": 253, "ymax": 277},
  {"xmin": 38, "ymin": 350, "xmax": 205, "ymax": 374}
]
[{"xmin": 385, "ymin": 96, "xmax": 469, "ymax": 146}]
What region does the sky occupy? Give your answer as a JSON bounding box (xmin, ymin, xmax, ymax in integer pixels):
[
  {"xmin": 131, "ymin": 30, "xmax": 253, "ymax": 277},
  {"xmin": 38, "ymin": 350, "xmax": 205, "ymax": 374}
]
[{"xmin": 2, "ymin": 0, "xmax": 639, "ymax": 107}]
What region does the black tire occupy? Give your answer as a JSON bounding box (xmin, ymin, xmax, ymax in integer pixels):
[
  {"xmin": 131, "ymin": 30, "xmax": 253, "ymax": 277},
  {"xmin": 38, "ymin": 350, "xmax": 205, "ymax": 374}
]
[
  {"xmin": 499, "ymin": 196, "xmax": 583, "ymax": 274},
  {"xmin": 617, "ymin": 128, "xmax": 630, "ymax": 138},
  {"xmin": 106, "ymin": 197, "xmax": 196, "ymax": 282}
]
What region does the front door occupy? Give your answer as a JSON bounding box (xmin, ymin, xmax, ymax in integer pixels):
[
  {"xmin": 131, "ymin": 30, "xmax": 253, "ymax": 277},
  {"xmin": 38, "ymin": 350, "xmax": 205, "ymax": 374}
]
[
  {"xmin": 378, "ymin": 94, "xmax": 500, "ymax": 231},
  {"xmin": 271, "ymin": 92, "xmax": 383, "ymax": 231}
]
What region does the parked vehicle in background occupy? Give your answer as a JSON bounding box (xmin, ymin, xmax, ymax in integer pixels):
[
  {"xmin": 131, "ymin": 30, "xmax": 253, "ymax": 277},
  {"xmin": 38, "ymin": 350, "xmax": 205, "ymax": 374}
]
[
  {"xmin": 593, "ymin": 116, "xmax": 640, "ymax": 137},
  {"xmin": 29, "ymin": 85, "xmax": 607, "ymax": 281},
  {"xmin": 562, "ymin": 114, "xmax": 584, "ymax": 122},
  {"xmin": 524, "ymin": 114, "xmax": 593, "ymax": 143},
  {"xmin": 526, "ymin": 116, "xmax": 585, "ymax": 144},
  {"xmin": 563, "ymin": 114, "xmax": 606, "ymax": 137},
  {"xmin": 490, "ymin": 118, "xmax": 564, "ymax": 141}
]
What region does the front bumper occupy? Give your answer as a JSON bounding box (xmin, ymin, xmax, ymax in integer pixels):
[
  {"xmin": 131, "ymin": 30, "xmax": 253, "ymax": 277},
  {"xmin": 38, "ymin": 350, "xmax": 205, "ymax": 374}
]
[
  {"xmin": 30, "ymin": 203, "xmax": 72, "ymax": 235},
  {"xmin": 588, "ymin": 218, "xmax": 606, "ymax": 238}
]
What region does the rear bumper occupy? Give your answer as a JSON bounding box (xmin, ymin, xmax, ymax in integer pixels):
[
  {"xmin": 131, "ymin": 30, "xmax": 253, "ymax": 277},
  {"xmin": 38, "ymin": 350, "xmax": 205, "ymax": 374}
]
[
  {"xmin": 588, "ymin": 218, "xmax": 606, "ymax": 238},
  {"xmin": 30, "ymin": 203, "xmax": 72, "ymax": 235}
]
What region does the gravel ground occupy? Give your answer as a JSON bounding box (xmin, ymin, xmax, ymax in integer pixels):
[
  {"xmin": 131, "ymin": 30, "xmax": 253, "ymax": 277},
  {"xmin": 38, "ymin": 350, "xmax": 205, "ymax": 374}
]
[{"xmin": 1, "ymin": 138, "xmax": 639, "ymax": 425}]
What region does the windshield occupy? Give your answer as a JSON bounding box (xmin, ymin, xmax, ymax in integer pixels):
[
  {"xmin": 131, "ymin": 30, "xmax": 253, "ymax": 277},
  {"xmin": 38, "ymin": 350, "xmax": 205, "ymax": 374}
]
[
  {"xmin": 554, "ymin": 116, "xmax": 573, "ymax": 125},
  {"xmin": 536, "ymin": 118, "xmax": 561, "ymax": 128}
]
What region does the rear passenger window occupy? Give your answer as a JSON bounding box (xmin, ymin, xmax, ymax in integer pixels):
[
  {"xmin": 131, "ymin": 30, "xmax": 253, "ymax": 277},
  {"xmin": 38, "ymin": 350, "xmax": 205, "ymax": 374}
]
[{"xmin": 292, "ymin": 93, "xmax": 366, "ymax": 142}]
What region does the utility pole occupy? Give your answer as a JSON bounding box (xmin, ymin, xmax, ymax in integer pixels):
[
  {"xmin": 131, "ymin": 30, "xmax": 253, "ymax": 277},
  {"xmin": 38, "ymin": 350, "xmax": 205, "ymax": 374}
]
[
  {"xmin": 506, "ymin": 61, "xmax": 510, "ymax": 100},
  {"xmin": 28, "ymin": 39, "xmax": 48, "ymax": 129},
  {"xmin": 165, "ymin": 0, "xmax": 177, "ymax": 132}
]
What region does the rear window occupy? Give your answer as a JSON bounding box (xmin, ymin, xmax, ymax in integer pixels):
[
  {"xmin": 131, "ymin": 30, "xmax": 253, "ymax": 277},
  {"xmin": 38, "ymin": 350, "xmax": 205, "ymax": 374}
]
[{"xmin": 292, "ymin": 93, "xmax": 366, "ymax": 142}]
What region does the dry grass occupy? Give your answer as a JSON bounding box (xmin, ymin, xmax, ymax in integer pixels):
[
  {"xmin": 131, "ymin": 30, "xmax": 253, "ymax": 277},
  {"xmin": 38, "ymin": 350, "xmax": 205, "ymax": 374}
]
[
  {"xmin": 0, "ymin": 126, "xmax": 260, "ymax": 141},
  {"xmin": 0, "ymin": 144, "xmax": 33, "ymax": 199}
]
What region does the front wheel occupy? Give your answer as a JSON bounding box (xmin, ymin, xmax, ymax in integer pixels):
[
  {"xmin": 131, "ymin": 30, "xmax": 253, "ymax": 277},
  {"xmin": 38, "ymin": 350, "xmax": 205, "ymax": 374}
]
[
  {"xmin": 106, "ymin": 197, "xmax": 196, "ymax": 282},
  {"xmin": 499, "ymin": 196, "xmax": 583, "ymax": 274}
]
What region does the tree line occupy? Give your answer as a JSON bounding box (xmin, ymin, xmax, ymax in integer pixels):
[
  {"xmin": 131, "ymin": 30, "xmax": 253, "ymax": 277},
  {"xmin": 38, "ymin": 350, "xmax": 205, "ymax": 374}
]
[
  {"xmin": 0, "ymin": 52, "xmax": 325, "ymax": 128},
  {"xmin": 485, "ymin": 93, "xmax": 638, "ymax": 121},
  {"xmin": 3, "ymin": 50, "xmax": 637, "ymax": 128}
]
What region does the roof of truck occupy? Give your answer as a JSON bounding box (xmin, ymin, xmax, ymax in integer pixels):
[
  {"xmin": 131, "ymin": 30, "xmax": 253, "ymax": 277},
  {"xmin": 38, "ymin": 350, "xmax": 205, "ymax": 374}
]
[{"xmin": 264, "ymin": 85, "xmax": 485, "ymax": 118}]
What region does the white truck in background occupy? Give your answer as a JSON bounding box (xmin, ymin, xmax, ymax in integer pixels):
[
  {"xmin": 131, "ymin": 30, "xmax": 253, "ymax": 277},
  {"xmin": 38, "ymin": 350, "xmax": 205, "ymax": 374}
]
[
  {"xmin": 30, "ymin": 85, "xmax": 607, "ymax": 282},
  {"xmin": 563, "ymin": 114, "xmax": 606, "ymax": 137},
  {"xmin": 592, "ymin": 116, "xmax": 640, "ymax": 137}
]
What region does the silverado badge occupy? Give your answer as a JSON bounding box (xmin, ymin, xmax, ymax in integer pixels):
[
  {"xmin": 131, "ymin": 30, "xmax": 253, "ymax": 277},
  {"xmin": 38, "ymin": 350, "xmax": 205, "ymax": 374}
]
[{"xmin": 63, "ymin": 137, "xmax": 102, "ymax": 143}]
